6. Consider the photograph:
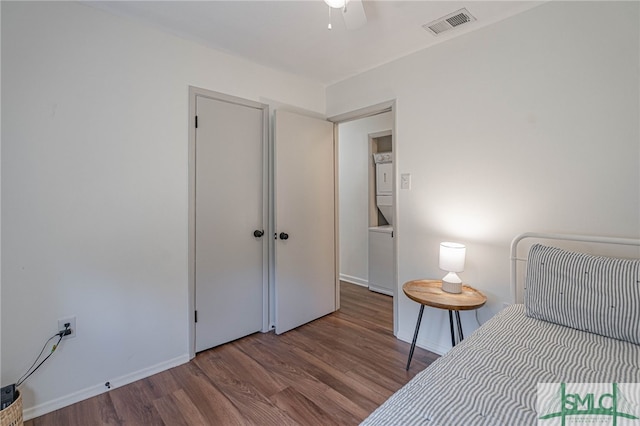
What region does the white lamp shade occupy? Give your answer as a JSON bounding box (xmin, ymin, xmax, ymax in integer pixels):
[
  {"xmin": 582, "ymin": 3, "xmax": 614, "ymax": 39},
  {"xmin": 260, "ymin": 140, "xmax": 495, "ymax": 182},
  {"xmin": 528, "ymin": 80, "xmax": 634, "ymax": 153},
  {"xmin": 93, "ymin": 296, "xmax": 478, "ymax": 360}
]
[
  {"xmin": 324, "ymin": 0, "xmax": 347, "ymax": 8},
  {"xmin": 439, "ymin": 242, "xmax": 466, "ymax": 273}
]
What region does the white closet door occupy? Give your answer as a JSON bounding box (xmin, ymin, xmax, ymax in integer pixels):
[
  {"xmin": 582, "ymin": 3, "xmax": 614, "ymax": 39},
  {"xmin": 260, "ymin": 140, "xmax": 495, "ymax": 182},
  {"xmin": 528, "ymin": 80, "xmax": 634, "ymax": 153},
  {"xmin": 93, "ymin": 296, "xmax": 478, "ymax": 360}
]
[
  {"xmin": 274, "ymin": 110, "xmax": 336, "ymax": 334},
  {"xmin": 195, "ymin": 95, "xmax": 265, "ymax": 352}
]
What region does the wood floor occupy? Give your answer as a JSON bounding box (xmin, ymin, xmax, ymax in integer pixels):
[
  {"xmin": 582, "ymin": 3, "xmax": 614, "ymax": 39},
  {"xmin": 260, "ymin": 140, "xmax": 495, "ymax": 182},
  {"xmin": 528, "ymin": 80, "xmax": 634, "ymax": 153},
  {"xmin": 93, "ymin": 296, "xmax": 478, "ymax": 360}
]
[{"xmin": 26, "ymin": 282, "xmax": 439, "ymax": 425}]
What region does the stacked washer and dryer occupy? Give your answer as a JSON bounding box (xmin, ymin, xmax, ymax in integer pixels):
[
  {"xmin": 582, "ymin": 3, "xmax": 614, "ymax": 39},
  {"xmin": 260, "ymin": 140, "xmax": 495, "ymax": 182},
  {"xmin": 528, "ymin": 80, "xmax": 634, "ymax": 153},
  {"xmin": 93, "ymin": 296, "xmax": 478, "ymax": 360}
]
[{"xmin": 368, "ymin": 152, "xmax": 394, "ymax": 296}]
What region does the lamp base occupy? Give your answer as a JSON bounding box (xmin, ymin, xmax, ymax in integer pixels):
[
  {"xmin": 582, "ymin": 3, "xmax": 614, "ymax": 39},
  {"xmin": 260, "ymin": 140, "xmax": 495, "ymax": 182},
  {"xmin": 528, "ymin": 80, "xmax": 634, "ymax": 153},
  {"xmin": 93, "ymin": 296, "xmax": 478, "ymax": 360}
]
[{"xmin": 441, "ymin": 280, "xmax": 462, "ymax": 294}]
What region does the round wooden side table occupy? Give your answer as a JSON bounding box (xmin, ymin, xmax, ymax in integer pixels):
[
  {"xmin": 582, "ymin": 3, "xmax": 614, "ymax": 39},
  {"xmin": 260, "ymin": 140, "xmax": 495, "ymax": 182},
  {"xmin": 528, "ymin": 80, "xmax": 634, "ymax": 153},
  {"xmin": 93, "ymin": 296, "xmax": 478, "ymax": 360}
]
[{"xmin": 403, "ymin": 279, "xmax": 486, "ymax": 370}]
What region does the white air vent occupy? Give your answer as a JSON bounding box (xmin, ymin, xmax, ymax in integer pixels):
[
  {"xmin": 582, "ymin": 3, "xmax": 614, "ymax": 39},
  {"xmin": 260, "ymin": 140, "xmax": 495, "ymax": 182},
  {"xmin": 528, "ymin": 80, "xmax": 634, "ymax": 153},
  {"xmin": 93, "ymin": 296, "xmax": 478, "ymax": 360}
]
[{"xmin": 423, "ymin": 8, "xmax": 476, "ymax": 36}]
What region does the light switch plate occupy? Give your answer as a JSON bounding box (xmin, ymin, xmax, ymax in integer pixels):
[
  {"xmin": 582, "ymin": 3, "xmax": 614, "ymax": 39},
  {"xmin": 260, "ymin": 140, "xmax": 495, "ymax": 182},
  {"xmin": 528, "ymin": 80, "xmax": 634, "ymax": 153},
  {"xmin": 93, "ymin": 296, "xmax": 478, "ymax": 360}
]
[{"xmin": 400, "ymin": 173, "xmax": 411, "ymax": 190}]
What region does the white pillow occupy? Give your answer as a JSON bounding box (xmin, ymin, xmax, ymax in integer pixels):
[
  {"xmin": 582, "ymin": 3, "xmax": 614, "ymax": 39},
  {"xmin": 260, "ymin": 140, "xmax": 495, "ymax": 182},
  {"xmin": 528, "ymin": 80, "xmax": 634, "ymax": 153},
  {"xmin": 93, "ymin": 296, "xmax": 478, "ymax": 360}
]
[{"xmin": 525, "ymin": 244, "xmax": 640, "ymax": 345}]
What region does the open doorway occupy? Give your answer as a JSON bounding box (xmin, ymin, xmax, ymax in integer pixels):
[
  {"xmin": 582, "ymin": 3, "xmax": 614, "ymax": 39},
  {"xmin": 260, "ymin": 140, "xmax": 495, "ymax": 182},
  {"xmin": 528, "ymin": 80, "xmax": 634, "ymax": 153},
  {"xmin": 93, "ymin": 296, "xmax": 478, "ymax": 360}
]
[{"xmin": 330, "ymin": 102, "xmax": 398, "ymax": 335}]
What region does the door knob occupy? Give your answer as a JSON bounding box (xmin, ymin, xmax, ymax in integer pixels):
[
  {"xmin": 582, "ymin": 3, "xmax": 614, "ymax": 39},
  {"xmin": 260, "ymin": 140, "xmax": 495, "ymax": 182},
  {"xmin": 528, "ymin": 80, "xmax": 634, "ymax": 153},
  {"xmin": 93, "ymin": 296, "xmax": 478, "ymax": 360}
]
[
  {"xmin": 253, "ymin": 230, "xmax": 264, "ymax": 238},
  {"xmin": 279, "ymin": 232, "xmax": 289, "ymax": 240}
]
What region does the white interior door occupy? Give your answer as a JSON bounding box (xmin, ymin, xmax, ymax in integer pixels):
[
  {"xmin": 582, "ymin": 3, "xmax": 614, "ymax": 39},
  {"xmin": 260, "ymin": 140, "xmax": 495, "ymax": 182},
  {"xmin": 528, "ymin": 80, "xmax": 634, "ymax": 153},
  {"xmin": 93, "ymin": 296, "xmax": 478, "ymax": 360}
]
[
  {"xmin": 195, "ymin": 94, "xmax": 266, "ymax": 352},
  {"xmin": 274, "ymin": 110, "xmax": 336, "ymax": 334}
]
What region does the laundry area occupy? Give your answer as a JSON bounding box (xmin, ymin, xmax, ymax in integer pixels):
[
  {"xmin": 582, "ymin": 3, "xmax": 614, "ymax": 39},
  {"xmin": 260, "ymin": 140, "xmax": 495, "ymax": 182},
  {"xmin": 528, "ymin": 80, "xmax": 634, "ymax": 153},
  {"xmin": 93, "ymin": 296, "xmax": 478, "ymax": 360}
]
[
  {"xmin": 368, "ymin": 149, "xmax": 394, "ymax": 295},
  {"xmin": 338, "ymin": 111, "xmax": 395, "ymax": 297}
]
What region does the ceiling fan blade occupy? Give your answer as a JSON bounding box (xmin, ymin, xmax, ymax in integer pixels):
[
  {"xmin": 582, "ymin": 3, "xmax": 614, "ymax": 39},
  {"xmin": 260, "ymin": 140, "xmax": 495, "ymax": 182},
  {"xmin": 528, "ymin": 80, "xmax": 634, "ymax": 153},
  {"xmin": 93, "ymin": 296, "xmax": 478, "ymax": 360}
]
[{"xmin": 342, "ymin": 0, "xmax": 367, "ymax": 30}]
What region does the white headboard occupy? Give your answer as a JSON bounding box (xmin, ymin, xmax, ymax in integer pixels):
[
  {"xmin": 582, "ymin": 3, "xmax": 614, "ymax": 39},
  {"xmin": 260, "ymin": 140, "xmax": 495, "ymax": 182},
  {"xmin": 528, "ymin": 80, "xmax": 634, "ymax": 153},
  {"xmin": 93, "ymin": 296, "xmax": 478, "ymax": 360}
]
[{"xmin": 509, "ymin": 232, "xmax": 640, "ymax": 303}]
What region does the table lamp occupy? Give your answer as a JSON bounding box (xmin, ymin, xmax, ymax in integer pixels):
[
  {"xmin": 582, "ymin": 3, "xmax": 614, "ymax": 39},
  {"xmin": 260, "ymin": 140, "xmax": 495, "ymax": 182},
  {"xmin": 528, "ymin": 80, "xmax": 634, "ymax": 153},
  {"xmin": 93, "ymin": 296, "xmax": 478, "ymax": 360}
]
[{"xmin": 439, "ymin": 242, "xmax": 466, "ymax": 293}]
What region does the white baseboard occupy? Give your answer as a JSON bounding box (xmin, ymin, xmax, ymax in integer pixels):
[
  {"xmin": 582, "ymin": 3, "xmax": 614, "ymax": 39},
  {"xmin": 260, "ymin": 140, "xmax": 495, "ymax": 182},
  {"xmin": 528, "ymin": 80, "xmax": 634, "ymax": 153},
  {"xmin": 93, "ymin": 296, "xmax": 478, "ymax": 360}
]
[
  {"xmin": 23, "ymin": 354, "xmax": 190, "ymax": 421},
  {"xmin": 368, "ymin": 285, "xmax": 393, "ymax": 296},
  {"xmin": 339, "ymin": 274, "xmax": 368, "ymax": 287},
  {"xmin": 396, "ymin": 331, "xmax": 449, "ymax": 357}
]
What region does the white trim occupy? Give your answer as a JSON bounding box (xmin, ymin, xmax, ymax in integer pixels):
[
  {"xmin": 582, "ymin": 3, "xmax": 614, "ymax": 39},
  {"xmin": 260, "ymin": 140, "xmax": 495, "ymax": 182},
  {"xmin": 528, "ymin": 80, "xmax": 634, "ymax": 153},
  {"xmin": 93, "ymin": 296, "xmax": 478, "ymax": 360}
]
[
  {"xmin": 396, "ymin": 330, "xmax": 449, "ymax": 357},
  {"xmin": 260, "ymin": 103, "xmax": 271, "ymax": 333},
  {"xmin": 334, "ymin": 122, "xmax": 341, "ymax": 311},
  {"xmin": 339, "ymin": 274, "xmax": 368, "ymax": 287},
  {"xmin": 368, "ymin": 285, "xmax": 393, "ymax": 297},
  {"xmin": 327, "ymin": 101, "xmax": 392, "ymax": 124},
  {"xmin": 23, "ymin": 354, "xmax": 190, "ymax": 421}
]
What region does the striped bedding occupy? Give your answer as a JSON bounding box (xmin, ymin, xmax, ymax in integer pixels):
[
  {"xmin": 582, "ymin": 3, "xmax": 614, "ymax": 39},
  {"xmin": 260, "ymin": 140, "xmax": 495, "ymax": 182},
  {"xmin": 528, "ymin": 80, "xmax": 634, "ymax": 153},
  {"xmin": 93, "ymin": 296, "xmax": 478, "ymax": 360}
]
[
  {"xmin": 361, "ymin": 304, "xmax": 640, "ymax": 425},
  {"xmin": 525, "ymin": 244, "xmax": 640, "ymax": 344}
]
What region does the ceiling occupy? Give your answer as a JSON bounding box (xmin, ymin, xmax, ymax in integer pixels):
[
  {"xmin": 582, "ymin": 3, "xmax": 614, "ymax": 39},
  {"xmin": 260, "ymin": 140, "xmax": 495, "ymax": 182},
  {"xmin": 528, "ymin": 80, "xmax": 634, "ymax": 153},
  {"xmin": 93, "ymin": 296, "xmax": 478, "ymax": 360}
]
[{"xmin": 85, "ymin": 1, "xmax": 543, "ymax": 85}]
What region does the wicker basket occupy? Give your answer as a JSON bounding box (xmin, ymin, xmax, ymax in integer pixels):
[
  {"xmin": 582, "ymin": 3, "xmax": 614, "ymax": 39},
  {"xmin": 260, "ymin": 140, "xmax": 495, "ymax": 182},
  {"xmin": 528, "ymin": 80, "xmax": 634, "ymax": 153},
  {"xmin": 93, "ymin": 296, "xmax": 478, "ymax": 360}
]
[{"xmin": 0, "ymin": 391, "xmax": 23, "ymax": 426}]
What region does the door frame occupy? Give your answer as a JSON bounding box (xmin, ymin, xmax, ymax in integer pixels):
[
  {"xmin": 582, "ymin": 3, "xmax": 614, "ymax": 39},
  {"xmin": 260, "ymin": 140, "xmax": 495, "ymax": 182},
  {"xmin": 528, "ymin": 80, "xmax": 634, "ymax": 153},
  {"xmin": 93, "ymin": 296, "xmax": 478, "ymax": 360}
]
[
  {"xmin": 188, "ymin": 86, "xmax": 270, "ymax": 359},
  {"xmin": 328, "ymin": 100, "xmax": 399, "ymax": 336}
]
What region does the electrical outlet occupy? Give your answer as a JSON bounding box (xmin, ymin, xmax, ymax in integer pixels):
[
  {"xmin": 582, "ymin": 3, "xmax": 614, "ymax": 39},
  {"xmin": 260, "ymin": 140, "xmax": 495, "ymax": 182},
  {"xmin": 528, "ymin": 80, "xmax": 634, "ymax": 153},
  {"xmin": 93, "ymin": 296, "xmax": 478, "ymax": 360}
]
[{"xmin": 58, "ymin": 316, "xmax": 76, "ymax": 339}]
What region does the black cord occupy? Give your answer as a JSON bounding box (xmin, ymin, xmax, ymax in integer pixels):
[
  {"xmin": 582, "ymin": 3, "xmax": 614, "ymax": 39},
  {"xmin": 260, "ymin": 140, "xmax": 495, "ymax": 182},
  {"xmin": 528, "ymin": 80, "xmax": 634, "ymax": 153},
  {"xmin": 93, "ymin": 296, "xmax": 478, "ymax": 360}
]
[
  {"xmin": 15, "ymin": 333, "xmax": 59, "ymax": 386},
  {"xmin": 16, "ymin": 332, "xmax": 64, "ymax": 388}
]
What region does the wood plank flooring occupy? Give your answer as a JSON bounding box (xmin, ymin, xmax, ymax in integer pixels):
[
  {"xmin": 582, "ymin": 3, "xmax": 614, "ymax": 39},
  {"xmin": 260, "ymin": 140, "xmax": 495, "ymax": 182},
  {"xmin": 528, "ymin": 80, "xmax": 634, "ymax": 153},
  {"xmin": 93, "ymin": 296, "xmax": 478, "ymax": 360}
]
[{"xmin": 26, "ymin": 282, "xmax": 439, "ymax": 425}]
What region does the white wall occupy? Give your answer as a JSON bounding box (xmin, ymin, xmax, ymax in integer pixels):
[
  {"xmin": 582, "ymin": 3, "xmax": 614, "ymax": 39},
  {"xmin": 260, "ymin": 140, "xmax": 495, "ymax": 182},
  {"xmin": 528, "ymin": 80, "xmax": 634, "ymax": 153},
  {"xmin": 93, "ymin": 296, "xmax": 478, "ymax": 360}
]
[
  {"xmin": 327, "ymin": 1, "xmax": 640, "ymax": 354},
  {"xmin": 338, "ymin": 112, "xmax": 393, "ymax": 286},
  {"xmin": 1, "ymin": 1, "xmax": 324, "ymax": 418}
]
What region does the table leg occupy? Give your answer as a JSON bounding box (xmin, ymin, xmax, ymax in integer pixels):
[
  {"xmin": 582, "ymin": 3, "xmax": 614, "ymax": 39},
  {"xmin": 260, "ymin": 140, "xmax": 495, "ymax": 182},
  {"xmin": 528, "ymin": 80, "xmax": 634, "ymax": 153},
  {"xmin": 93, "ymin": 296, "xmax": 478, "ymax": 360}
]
[
  {"xmin": 448, "ymin": 310, "xmax": 456, "ymax": 347},
  {"xmin": 406, "ymin": 305, "xmax": 425, "ymax": 371},
  {"xmin": 455, "ymin": 310, "xmax": 464, "ymax": 342}
]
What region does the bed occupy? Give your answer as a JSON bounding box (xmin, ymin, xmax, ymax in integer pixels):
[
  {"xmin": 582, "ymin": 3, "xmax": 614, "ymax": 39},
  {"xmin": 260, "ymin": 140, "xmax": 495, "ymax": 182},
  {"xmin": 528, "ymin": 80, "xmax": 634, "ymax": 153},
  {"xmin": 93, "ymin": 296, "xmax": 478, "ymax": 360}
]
[{"xmin": 362, "ymin": 232, "xmax": 640, "ymax": 425}]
